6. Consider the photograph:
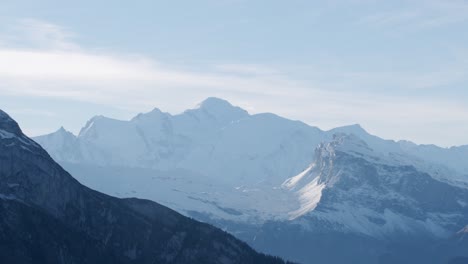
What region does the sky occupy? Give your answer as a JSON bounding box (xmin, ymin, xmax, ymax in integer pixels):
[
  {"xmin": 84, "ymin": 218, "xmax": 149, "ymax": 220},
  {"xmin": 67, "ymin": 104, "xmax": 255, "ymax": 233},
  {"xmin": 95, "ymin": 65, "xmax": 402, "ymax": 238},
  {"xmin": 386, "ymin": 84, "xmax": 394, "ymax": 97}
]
[{"xmin": 0, "ymin": 0, "xmax": 467, "ymax": 147}]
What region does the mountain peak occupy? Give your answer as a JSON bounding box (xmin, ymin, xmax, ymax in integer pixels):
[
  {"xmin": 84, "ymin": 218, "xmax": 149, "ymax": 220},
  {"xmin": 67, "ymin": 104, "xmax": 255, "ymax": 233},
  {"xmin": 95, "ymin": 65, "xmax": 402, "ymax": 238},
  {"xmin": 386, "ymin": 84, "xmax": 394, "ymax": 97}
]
[
  {"xmin": 329, "ymin": 123, "xmax": 368, "ymax": 136},
  {"xmin": 315, "ymin": 133, "xmax": 373, "ymax": 160},
  {"xmin": 131, "ymin": 107, "xmax": 169, "ymax": 122},
  {"xmin": 144, "ymin": 107, "xmax": 165, "ymax": 116},
  {"xmin": 0, "ymin": 110, "xmax": 22, "ymax": 135},
  {"xmin": 78, "ymin": 115, "xmax": 105, "ymax": 137},
  {"xmin": 188, "ymin": 97, "xmax": 249, "ymax": 123},
  {"xmin": 57, "ymin": 126, "xmax": 67, "ymax": 133},
  {"xmin": 196, "ymin": 97, "xmax": 237, "ymax": 110},
  {"xmin": 347, "ymin": 123, "xmax": 364, "ymax": 130},
  {"xmin": 53, "ymin": 126, "xmax": 77, "ymax": 138}
]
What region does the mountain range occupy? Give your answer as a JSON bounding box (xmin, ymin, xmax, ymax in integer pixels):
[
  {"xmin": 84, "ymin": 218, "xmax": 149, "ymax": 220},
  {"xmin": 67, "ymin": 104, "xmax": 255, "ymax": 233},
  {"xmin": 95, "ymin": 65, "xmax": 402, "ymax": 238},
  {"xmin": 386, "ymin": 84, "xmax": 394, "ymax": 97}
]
[
  {"xmin": 0, "ymin": 109, "xmax": 290, "ymax": 264},
  {"xmin": 34, "ymin": 98, "xmax": 468, "ymax": 264}
]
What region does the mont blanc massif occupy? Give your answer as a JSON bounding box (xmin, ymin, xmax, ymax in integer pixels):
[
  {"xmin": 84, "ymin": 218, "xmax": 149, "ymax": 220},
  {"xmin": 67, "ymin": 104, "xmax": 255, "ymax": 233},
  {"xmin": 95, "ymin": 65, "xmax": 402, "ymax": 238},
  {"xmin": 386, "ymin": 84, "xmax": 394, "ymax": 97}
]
[{"xmin": 4, "ymin": 97, "xmax": 467, "ymax": 264}]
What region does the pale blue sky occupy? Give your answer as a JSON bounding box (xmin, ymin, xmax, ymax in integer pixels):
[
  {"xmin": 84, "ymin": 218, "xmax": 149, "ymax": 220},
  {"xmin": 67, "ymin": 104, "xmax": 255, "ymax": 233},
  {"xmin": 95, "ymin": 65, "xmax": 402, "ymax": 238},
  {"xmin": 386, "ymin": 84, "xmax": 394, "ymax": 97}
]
[{"xmin": 0, "ymin": 0, "xmax": 467, "ymax": 146}]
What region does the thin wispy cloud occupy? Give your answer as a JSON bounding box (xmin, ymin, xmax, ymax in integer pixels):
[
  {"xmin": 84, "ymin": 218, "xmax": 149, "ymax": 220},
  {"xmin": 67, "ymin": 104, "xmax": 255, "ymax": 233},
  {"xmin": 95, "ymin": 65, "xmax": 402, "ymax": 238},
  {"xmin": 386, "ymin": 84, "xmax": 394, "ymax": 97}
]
[
  {"xmin": 356, "ymin": 0, "xmax": 468, "ymax": 31},
  {"xmin": 0, "ymin": 18, "xmax": 79, "ymax": 50}
]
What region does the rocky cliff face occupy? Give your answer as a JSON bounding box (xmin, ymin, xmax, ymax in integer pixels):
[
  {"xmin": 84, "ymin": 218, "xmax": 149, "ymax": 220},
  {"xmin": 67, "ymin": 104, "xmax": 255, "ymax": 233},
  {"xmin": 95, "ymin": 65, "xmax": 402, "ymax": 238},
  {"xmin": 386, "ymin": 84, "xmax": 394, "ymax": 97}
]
[{"xmin": 0, "ymin": 109, "xmax": 289, "ymax": 264}]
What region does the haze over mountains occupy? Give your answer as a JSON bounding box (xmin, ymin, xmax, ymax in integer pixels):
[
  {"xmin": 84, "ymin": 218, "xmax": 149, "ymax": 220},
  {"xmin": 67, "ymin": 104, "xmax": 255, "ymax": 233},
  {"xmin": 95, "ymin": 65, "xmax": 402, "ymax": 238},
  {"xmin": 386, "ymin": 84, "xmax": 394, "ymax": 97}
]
[{"xmin": 34, "ymin": 98, "xmax": 468, "ymax": 264}]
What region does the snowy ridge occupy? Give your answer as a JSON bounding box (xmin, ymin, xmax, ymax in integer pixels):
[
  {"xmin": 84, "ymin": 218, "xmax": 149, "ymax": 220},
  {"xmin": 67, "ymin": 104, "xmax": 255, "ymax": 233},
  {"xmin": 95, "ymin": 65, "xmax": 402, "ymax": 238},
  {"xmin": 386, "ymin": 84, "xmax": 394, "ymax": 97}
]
[
  {"xmin": 0, "ymin": 110, "xmax": 41, "ymax": 151},
  {"xmin": 0, "ymin": 129, "xmax": 15, "ymax": 139},
  {"xmin": 287, "ymin": 176, "xmax": 325, "ymax": 220},
  {"xmin": 282, "ymin": 164, "xmax": 326, "ymax": 220},
  {"xmin": 282, "ymin": 165, "xmax": 315, "ymax": 190}
]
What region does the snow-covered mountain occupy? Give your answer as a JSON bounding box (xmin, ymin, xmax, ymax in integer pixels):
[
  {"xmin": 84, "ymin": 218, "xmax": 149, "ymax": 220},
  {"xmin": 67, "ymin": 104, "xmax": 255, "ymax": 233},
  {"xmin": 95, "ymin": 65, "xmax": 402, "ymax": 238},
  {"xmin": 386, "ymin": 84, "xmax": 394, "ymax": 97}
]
[
  {"xmin": 34, "ymin": 98, "xmax": 468, "ymax": 263},
  {"xmin": 288, "ymin": 134, "xmax": 468, "ymax": 236},
  {"xmin": 36, "ymin": 98, "xmax": 325, "ymax": 186}
]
